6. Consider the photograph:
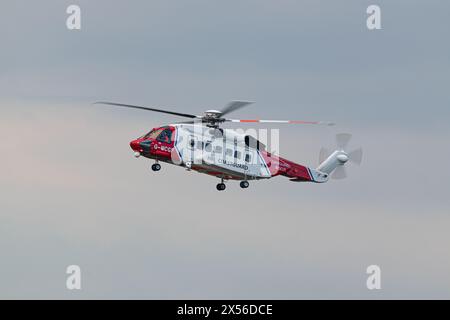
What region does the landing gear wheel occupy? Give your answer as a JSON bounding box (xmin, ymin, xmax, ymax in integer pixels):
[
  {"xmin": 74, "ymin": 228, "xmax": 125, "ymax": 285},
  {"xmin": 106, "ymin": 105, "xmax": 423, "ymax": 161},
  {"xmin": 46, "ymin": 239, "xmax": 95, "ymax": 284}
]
[
  {"xmin": 151, "ymin": 163, "xmax": 161, "ymax": 171},
  {"xmin": 240, "ymin": 181, "xmax": 249, "ymax": 189},
  {"xmin": 216, "ymin": 183, "xmax": 226, "ymax": 191}
]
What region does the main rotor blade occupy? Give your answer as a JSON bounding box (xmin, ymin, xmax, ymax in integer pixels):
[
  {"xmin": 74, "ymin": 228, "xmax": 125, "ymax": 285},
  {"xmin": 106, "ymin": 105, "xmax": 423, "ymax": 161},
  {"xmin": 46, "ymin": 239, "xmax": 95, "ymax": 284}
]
[
  {"xmin": 227, "ymin": 119, "xmax": 335, "ymax": 126},
  {"xmin": 220, "ymin": 101, "xmax": 254, "ymax": 116},
  {"xmin": 169, "ymin": 120, "xmax": 201, "ymax": 125},
  {"xmin": 94, "ymin": 101, "xmax": 199, "ymax": 119}
]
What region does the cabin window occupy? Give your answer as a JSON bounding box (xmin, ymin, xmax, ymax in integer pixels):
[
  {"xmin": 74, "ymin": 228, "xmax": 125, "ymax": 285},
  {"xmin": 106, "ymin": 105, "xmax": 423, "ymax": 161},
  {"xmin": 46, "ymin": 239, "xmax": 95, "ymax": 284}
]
[
  {"xmin": 214, "ymin": 145, "xmax": 222, "ymax": 153},
  {"xmin": 245, "ymin": 154, "xmax": 252, "ymax": 163},
  {"xmin": 226, "ymin": 148, "xmax": 233, "ymax": 157},
  {"xmin": 244, "ymin": 135, "xmax": 266, "ymax": 150},
  {"xmin": 234, "ymin": 151, "xmax": 241, "ymax": 159},
  {"xmin": 205, "ymin": 142, "xmax": 212, "ymax": 152},
  {"xmin": 189, "ymin": 139, "xmax": 195, "ymax": 149},
  {"xmin": 196, "ymin": 141, "xmax": 204, "ymax": 150}
]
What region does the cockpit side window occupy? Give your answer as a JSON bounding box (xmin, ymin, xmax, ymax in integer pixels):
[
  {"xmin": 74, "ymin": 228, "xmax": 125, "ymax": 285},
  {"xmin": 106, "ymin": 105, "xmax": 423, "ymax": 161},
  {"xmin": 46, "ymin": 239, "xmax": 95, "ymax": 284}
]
[{"xmin": 157, "ymin": 129, "xmax": 173, "ymax": 143}]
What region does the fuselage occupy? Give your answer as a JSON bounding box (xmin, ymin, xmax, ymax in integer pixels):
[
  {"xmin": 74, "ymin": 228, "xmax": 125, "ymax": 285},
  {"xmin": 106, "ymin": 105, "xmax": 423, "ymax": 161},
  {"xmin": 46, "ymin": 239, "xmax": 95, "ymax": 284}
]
[{"xmin": 130, "ymin": 124, "xmax": 325, "ymax": 182}]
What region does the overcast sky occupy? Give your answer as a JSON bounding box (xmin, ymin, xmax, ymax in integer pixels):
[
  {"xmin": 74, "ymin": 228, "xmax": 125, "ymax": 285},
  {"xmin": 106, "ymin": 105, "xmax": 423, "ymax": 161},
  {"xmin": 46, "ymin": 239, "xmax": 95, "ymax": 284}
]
[{"xmin": 1, "ymin": 0, "xmax": 450, "ymax": 299}]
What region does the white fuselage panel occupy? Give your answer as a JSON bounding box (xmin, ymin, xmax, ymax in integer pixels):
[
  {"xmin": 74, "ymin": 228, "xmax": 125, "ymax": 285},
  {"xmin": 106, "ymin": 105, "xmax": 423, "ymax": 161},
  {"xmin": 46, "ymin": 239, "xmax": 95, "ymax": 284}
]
[{"xmin": 173, "ymin": 125, "xmax": 271, "ymax": 179}]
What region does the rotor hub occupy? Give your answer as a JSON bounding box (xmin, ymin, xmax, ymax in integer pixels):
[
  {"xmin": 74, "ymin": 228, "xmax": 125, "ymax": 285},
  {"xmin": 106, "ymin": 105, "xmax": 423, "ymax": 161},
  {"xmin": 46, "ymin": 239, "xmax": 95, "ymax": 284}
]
[
  {"xmin": 337, "ymin": 153, "xmax": 349, "ymax": 163},
  {"xmin": 203, "ymin": 110, "xmax": 222, "ymax": 118}
]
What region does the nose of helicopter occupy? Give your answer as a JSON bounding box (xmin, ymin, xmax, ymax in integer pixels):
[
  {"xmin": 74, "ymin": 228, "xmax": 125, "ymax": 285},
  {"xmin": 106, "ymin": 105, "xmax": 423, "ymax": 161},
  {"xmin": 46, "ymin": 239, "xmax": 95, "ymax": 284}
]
[
  {"xmin": 130, "ymin": 139, "xmax": 152, "ymax": 155},
  {"xmin": 138, "ymin": 140, "xmax": 151, "ymax": 153},
  {"xmin": 130, "ymin": 139, "xmax": 141, "ymax": 151}
]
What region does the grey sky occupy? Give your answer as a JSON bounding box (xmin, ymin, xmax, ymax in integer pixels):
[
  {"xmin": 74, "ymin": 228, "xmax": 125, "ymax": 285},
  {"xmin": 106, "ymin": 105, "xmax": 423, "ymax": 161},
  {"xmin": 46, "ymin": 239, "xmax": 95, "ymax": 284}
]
[{"xmin": 1, "ymin": 1, "xmax": 450, "ymax": 299}]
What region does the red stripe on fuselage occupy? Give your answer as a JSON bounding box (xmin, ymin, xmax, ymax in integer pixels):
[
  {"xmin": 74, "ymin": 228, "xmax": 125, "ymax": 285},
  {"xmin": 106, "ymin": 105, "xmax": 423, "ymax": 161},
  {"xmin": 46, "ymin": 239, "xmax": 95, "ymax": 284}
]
[{"xmin": 259, "ymin": 150, "xmax": 312, "ymax": 181}]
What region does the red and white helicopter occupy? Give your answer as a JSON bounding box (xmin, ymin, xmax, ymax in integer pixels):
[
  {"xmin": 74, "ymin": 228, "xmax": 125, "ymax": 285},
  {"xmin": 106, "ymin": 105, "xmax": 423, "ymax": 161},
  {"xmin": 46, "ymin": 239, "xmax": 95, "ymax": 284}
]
[{"xmin": 96, "ymin": 101, "xmax": 362, "ymax": 191}]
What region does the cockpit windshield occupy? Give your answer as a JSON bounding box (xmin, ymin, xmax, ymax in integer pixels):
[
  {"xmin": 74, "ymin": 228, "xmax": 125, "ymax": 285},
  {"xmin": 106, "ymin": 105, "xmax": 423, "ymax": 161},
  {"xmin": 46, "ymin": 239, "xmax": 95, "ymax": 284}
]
[
  {"xmin": 141, "ymin": 128, "xmax": 163, "ymax": 140},
  {"xmin": 156, "ymin": 129, "xmax": 172, "ymax": 143}
]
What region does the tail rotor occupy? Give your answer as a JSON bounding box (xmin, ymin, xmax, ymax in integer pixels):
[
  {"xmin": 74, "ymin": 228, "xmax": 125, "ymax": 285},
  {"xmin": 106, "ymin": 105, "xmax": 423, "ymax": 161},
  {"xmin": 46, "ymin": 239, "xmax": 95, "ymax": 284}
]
[
  {"xmin": 317, "ymin": 133, "xmax": 363, "ymax": 180},
  {"xmin": 336, "ymin": 133, "xmax": 352, "ymax": 150}
]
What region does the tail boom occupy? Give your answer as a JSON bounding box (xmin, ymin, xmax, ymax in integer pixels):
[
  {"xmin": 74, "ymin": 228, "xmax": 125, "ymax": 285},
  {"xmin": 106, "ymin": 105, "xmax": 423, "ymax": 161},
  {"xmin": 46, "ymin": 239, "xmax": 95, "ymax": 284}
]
[{"xmin": 260, "ymin": 151, "xmax": 328, "ymax": 183}]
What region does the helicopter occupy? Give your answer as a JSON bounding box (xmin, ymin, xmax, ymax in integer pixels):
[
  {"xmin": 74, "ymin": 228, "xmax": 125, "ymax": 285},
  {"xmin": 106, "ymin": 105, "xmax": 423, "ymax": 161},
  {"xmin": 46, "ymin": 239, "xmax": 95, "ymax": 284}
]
[{"xmin": 95, "ymin": 101, "xmax": 362, "ymax": 191}]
